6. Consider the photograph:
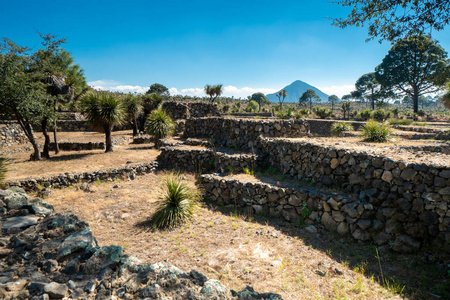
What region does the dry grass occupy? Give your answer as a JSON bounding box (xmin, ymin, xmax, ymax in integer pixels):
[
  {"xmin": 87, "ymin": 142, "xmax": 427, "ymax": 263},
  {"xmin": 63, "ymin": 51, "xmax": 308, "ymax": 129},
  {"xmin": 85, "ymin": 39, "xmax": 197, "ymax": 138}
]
[
  {"xmin": 3, "ymin": 131, "xmax": 159, "ymax": 180},
  {"xmin": 42, "ymin": 173, "xmax": 406, "ymax": 300}
]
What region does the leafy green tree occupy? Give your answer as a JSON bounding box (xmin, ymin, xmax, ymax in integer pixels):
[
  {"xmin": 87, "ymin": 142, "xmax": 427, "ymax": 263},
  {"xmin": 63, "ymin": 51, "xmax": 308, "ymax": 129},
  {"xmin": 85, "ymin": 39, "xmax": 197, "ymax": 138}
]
[
  {"xmin": 146, "ymin": 83, "xmax": 169, "ymax": 96},
  {"xmin": 204, "ymin": 84, "xmax": 223, "ymax": 103},
  {"xmin": 0, "ymin": 38, "xmax": 46, "ymax": 160},
  {"xmin": 123, "ymin": 94, "xmax": 143, "ymax": 136},
  {"xmin": 138, "ymin": 92, "xmax": 164, "ymax": 132},
  {"xmin": 331, "ymin": 0, "xmax": 450, "ymax": 42},
  {"xmin": 250, "ymin": 92, "xmax": 270, "ymax": 108},
  {"xmin": 355, "ymin": 73, "xmax": 383, "ymax": 110},
  {"xmin": 275, "ymin": 89, "xmax": 287, "ymax": 109},
  {"xmin": 375, "ymin": 35, "xmax": 449, "ymax": 113},
  {"xmin": 79, "ymin": 91, "xmax": 125, "ymax": 152},
  {"xmin": 299, "ymin": 89, "xmax": 320, "ymax": 110},
  {"xmin": 328, "ymin": 94, "xmax": 339, "ymax": 111},
  {"xmin": 246, "ymin": 100, "xmax": 259, "ymax": 112},
  {"xmin": 145, "ymin": 109, "xmax": 175, "ymax": 149}
]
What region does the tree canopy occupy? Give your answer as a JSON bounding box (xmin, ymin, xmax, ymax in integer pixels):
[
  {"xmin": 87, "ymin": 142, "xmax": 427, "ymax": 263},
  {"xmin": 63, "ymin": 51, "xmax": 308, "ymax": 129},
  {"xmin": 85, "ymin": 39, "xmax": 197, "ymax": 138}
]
[
  {"xmin": 275, "ymin": 89, "xmax": 287, "ymax": 109},
  {"xmin": 328, "ymin": 94, "xmax": 339, "ymax": 111},
  {"xmin": 299, "ymin": 89, "xmax": 320, "ymax": 110},
  {"xmin": 331, "ymin": 0, "xmax": 450, "ymax": 42},
  {"xmin": 250, "ymin": 92, "xmax": 270, "ymax": 107},
  {"xmin": 355, "ymin": 73, "xmax": 383, "ymax": 109},
  {"xmin": 146, "ymin": 83, "xmax": 169, "ymax": 96},
  {"xmin": 204, "ymin": 84, "xmax": 223, "ymax": 103},
  {"xmin": 375, "ymin": 35, "xmax": 449, "ymax": 113}
]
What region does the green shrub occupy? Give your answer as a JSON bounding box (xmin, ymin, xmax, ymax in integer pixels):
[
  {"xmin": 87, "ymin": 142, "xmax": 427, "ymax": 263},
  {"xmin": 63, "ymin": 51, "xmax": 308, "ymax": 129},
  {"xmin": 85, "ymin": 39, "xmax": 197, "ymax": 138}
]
[
  {"xmin": 389, "ymin": 119, "xmax": 412, "ymax": 125},
  {"xmin": 417, "ymin": 109, "xmax": 425, "ymax": 117},
  {"xmin": 276, "ymin": 108, "xmax": 293, "ymax": 119},
  {"xmin": 360, "ymin": 109, "xmax": 372, "ymax": 120},
  {"xmin": 222, "ymin": 105, "xmax": 230, "ymax": 113},
  {"xmin": 152, "ymin": 174, "xmax": 200, "ymax": 229},
  {"xmin": 360, "ymin": 120, "xmax": 393, "ymax": 142},
  {"xmin": 373, "ymin": 109, "xmax": 391, "ymax": 122},
  {"xmin": 145, "ymin": 109, "xmax": 175, "ymax": 148},
  {"xmin": 313, "ymin": 107, "xmax": 332, "ymax": 119},
  {"xmin": 0, "ymin": 157, "xmax": 9, "ymax": 184},
  {"xmin": 331, "ymin": 122, "xmax": 354, "ymax": 136},
  {"xmin": 391, "ymin": 108, "xmax": 399, "ymax": 118},
  {"xmin": 245, "ymin": 100, "xmax": 259, "ymax": 112}
]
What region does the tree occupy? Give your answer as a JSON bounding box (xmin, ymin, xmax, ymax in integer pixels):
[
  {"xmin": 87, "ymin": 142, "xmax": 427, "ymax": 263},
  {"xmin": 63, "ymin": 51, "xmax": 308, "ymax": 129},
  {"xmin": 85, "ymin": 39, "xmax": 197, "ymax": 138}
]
[
  {"xmin": 204, "ymin": 84, "xmax": 223, "ymax": 103},
  {"xmin": 246, "ymin": 100, "xmax": 259, "ymax": 112},
  {"xmin": 341, "ymin": 101, "xmax": 351, "ymax": 120},
  {"xmin": 375, "ymin": 35, "xmax": 449, "ymax": 113},
  {"xmin": 123, "ymin": 94, "xmax": 143, "ymax": 136},
  {"xmin": 79, "ymin": 91, "xmax": 125, "ymax": 152},
  {"xmin": 146, "ymin": 83, "xmax": 169, "ymax": 96},
  {"xmin": 0, "ymin": 38, "xmax": 46, "ymax": 160},
  {"xmin": 328, "ymin": 94, "xmax": 339, "ymax": 111},
  {"xmin": 275, "ymin": 89, "xmax": 287, "ymax": 109},
  {"xmin": 299, "ymin": 89, "xmax": 320, "ymax": 110},
  {"xmin": 145, "ymin": 109, "xmax": 175, "ymax": 149},
  {"xmin": 331, "ymin": 0, "xmax": 450, "ymax": 42},
  {"xmin": 355, "ymin": 73, "xmax": 383, "ymax": 110},
  {"xmin": 137, "ymin": 92, "xmax": 164, "ymax": 132},
  {"xmin": 441, "ymin": 82, "xmax": 450, "ymax": 109},
  {"xmin": 250, "ymin": 92, "xmax": 270, "ymax": 109}
]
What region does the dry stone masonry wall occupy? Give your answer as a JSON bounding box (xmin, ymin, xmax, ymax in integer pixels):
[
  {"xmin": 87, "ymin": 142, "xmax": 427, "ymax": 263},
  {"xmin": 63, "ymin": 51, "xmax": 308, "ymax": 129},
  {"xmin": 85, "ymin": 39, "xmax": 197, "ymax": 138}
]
[
  {"xmin": 0, "ymin": 123, "xmax": 28, "ymax": 146},
  {"xmin": 183, "ymin": 117, "xmax": 309, "ymax": 151},
  {"xmin": 199, "ymin": 174, "xmax": 450, "ymax": 253},
  {"xmin": 161, "ymin": 101, "xmax": 221, "ymax": 120},
  {"xmin": 0, "ymin": 187, "xmax": 282, "ymax": 299}
]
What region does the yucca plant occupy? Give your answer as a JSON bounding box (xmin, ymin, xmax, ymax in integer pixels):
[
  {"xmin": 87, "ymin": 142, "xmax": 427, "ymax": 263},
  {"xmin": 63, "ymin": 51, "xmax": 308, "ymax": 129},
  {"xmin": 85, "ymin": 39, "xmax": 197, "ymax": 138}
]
[
  {"xmin": 331, "ymin": 122, "xmax": 354, "ymax": 136},
  {"xmin": 0, "ymin": 157, "xmax": 9, "ymax": 184},
  {"xmin": 152, "ymin": 174, "xmax": 201, "ymax": 229},
  {"xmin": 123, "ymin": 94, "xmax": 143, "ymax": 136},
  {"xmin": 360, "ymin": 120, "xmax": 393, "ymax": 142},
  {"xmin": 145, "ymin": 109, "xmax": 175, "ymax": 149},
  {"xmin": 79, "ymin": 91, "xmax": 125, "ymax": 152}
]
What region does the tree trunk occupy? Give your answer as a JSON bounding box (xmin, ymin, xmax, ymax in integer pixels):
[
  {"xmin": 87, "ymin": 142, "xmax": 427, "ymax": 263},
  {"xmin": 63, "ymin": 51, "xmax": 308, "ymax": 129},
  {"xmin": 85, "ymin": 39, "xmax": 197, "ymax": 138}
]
[
  {"xmin": 41, "ymin": 118, "xmax": 50, "ymax": 159},
  {"xmin": 309, "ymin": 99, "xmax": 312, "ymax": 111},
  {"xmin": 53, "ymin": 101, "xmax": 59, "ymax": 154},
  {"xmin": 331, "ymin": 101, "xmax": 334, "ymax": 112},
  {"xmin": 14, "ymin": 111, "xmax": 41, "ymax": 161},
  {"xmin": 413, "ymin": 86, "xmax": 419, "ymax": 113},
  {"xmin": 131, "ymin": 119, "xmax": 138, "ymax": 136},
  {"xmin": 105, "ymin": 126, "xmax": 113, "ymax": 152}
]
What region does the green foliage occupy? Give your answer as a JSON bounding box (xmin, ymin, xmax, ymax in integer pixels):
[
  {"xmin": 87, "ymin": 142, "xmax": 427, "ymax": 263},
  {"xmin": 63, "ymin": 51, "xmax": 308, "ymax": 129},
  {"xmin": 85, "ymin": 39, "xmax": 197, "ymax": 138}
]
[
  {"xmin": 341, "ymin": 101, "xmax": 351, "ymax": 119},
  {"xmin": 222, "ymin": 104, "xmax": 230, "ymax": 113},
  {"xmin": 123, "ymin": 94, "xmax": 142, "ymax": 121},
  {"xmin": 331, "ymin": 122, "xmax": 354, "ymax": 136},
  {"xmin": 250, "ymin": 92, "xmax": 270, "ymax": 108},
  {"xmin": 0, "ymin": 157, "xmax": 9, "ymax": 184},
  {"xmin": 417, "ymin": 109, "xmax": 425, "ymax": 117},
  {"xmin": 275, "ymin": 89, "xmax": 288, "ymax": 109},
  {"xmin": 360, "ymin": 120, "xmax": 393, "ymax": 142},
  {"xmin": 388, "ymin": 119, "xmax": 412, "ymax": 126},
  {"xmin": 375, "ymin": 35, "xmax": 449, "ymax": 113},
  {"xmin": 276, "ymin": 108, "xmax": 293, "ymax": 119},
  {"xmin": 312, "ymin": 106, "xmax": 332, "ymax": 119},
  {"xmin": 331, "ymin": 0, "xmax": 450, "ymax": 42},
  {"xmin": 243, "ymin": 167, "xmax": 254, "ymax": 175},
  {"xmin": 204, "ymin": 84, "xmax": 223, "ymax": 103},
  {"xmin": 372, "ymin": 109, "xmax": 391, "ymax": 122},
  {"xmin": 245, "ymin": 100, "xmax": 259, "ymax": 112},
  {"xmin": 146, "ymin": 83, "xmax": 169, "ymax": 96},
  {"xmin": 299, "ymin": 89, "xmax": 320, "ymax": 110},
  {"xmin": 145, "ymin": 109, "xmax": 175, "ymax": 149},
  {"xmin": 152, "ymin": 174, "xmax": 200, "ymax": 229},
  {"xmin": 360, "ymin": 109, "xmax": 371, "ymax": 120}
]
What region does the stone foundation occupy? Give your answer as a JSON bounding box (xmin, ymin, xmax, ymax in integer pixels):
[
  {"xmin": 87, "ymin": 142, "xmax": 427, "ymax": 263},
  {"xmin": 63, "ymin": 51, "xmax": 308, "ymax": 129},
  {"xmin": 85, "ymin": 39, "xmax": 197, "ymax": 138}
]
[{"xmin": 0, "ymin": 122, "xmax": 28, "ymax": 146}]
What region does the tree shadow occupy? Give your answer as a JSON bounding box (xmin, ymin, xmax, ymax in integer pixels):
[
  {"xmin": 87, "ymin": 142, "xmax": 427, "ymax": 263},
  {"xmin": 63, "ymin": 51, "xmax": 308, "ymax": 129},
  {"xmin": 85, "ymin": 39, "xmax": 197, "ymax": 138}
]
[{"xmin": 45, "ymin": 152, "xmax": 96, "ymax": 162}]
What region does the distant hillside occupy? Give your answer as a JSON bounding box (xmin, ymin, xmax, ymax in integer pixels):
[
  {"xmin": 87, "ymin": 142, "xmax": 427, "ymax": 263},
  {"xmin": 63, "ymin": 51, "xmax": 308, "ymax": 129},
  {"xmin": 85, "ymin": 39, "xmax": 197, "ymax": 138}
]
[{"xmin": 266, "ymin": 80, "xmax": 330, "ymax": 103}]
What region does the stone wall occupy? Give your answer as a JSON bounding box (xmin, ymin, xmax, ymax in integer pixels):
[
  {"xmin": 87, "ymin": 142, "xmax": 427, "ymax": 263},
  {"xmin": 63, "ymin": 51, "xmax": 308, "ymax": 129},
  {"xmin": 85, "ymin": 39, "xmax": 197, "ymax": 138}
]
[
  {"xmin": 183, "ymin": 117, "xmax": 309, "ymax": 151},
  {"xmin": 0, "ymin": 187, "xmax": 281, "ymax": 299},
  {"xmin": 48, "ymin": 142, "xmax": 105, "ymax": 151},
  {"xmin": 33, "ymin": 121, "xmax": 132, "ymax": 132},
  {"xmin": 199, "ymin": 174, "xmax": 450, "ymax": 253},
  {"xmin": 162, "ymin": 101, "xmax": 221, "ymax": 120},
  {"xmin": 0, "ymin": 122, "xmax": 28, "ymax": 146},
  {"xmin": 5, "ymin": 161, "xmax": 159, "ymax": 192},
  {"xmin": 307, "ymin": 119, "xmax": 364, "ymax": 136},
  {"xmin": 157, "ymin": 147, "xmax": 261, "ymax": 174}
]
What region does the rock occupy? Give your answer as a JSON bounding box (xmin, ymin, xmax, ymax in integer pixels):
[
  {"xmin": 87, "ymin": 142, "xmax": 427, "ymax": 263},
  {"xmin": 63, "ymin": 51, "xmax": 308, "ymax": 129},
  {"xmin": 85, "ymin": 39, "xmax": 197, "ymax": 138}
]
[
  {"xmin": 342, "ymin": 204, "xmax": 358, "ymax": 218},
  {"xmin": 288, "ymin": 195, "xmax": 301, "ymax": 206},
  {"xmin": 84, "ymin": 282, "xmax": 96, "ymax": 294},
  {"xmin": 83, "ymin": 246, "xmax": 124, "ymax": 275},
  {"xmin": 42, "ymin": 260, "xmax": 58, "ymax": 273},
  {"xmin": 57, "ymin": 230, "xmax": 98, "ymax": 260},
  {"xmin": 1, "ymin": 215, "xmax": 39, "ymax": 230},
  {"xmin": 3, "ymin": 192, "xmax": 28, "ymax": 210},
  {"xmin": 321, "ymin": 212, "xmax": 338, "ymax": 231},
  {"xmin": 190, "ymin": 269, "xmax": 208, "ymax": 286},
  {"xmin": 331, "ymin": 211, "xmax": 345, "ymax": 222},
  {"xmin": 201, "ymin": 279, "xmax": 229, "ymax": 296},
  {"xmin": 43, "ymin": 282, "xmax": 68, "ymax": 299},
  {"xmin": 139, "ymin": 284, "xmax": 161, "ymax": 298},
  {"xmin": 381, "ymin": 171, "xmax": 393, "ymax": 183},
  {"xmin": 400, "ymin": 168, "xmax": 416, "ymax": 181},
  {"xmin": 374, "ymin": 232, "xmax": 391, "ymax": 245},
  {"xmin": 357, "ymin": 219, "xmax": 372, "ymax": 230},
  {"xmin": 392, "ymin": 235, "xmax": 420, "ymax": 253},
  {"xmin": 5, "ymin": 279, "xmax": 27, "ymax": 291},
  {"xmin": 352, "ymin": 228, "xmax": 371, "ymax": 241},
  {"xmin": 330, "ymin": 158, "xmax": 339, "ymax": 169},
  {"xmin": 29, "ymin": 199, "xmax": 54, "ymax": 215},
  {"xmin": 337, "ymin": 222, "xmax": 349, "ymax": 235},
  {"xmin": 305, "ymin": 225, "xmax": 318, "ymax": 234}
]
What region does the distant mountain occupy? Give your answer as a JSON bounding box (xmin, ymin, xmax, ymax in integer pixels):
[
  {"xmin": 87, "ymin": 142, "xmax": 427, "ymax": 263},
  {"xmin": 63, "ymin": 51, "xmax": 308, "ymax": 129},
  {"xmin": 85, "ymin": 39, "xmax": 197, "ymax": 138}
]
[{"xmin": 266, "ymin": 80, "xmax": 330, "ymax": 103}]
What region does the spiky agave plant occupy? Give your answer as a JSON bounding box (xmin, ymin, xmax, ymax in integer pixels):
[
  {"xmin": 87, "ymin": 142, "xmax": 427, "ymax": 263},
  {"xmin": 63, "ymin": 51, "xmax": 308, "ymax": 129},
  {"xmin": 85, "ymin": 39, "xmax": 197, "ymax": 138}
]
[
  {"xmin": 145, "ymin": 109, "xmax": 175, "ymax": 149},
  {"xmin": 152, "ymin": 174, "xmax": 201, "ymax": 229},
  {"xmin": 0, "ymin": 156, "xmax": 9, "ymax": 184},
  {"xmin": 360, "ymin": 120, "xmax": 393, "ymax": 142}
]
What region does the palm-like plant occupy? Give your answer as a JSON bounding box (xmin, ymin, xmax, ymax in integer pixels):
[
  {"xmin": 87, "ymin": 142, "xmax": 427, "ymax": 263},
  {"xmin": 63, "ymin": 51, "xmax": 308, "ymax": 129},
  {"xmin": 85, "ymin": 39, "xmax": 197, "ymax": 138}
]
[
  {"xmin": 276, "ymin": 89, "xmax": 288, "ymax": 109},
  {"xmin": 123, "ymin": 94, "xmax": 143, "ymax": 136},
  {"xmin": 145, "ymin": 109, "xmax": 175, "ymax": 148},
  {"xmin": 79, "ymin": 91, "xmax": 125, "ymax": 152},
  {"xmin": 152, "ymin": 174, "xmax": 201, "ymax": 229},
  {"xmin": 204, "ymin": 84, "xmax": 223, "ymax": 103},
  {"xmin": 0, "ymin": 157, "xmax": 9, "ymax": 184}
]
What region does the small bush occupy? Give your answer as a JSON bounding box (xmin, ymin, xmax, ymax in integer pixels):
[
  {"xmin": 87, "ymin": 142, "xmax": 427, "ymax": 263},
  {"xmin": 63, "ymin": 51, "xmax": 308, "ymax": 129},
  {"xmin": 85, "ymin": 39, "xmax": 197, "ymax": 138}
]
[
  {"xmin": 245, "ymin": 100, "xmax": 259, "ymax": 112},
  {"xmin": 331, "ymin": 122, "xmax": 354, "ymax": 136},
  {"xmin": 417, "ymin": 109, "xmax": 425, "ymax": 117},
  {"xmin": 373, "ymin": 109, "xmax": 391, "ymax": 122},
  {"xmin": 0, "ymin": 157, "xmax": 9, "ymax": 184},
  {"xmin": 145, "ymin": 109, "xmax": 175, "ymax": 148},
  {"xmin": 389, "ymin": 119, "xmax": 412, "ymax": 125},
  {"xmin": 360, "ymin": 109, "xmax": 372, "ymax": 120},
  {"xmin": 360, "ymin": 120, "xmax": 393, "ymax": 142},
  {"xmin": 313, "ymin": 107, "xmax": 332, "ymax": 119},
  {"xmin": 276, "ymin": 108, "xmax": 293, "ymax": 119},
  {"xmin": 152, "ymin": 174, "xmax": 200, "ymax": 229},
  {"xmin": 222, "ymin": 105, "xmax": 230, "ymax": 113}
]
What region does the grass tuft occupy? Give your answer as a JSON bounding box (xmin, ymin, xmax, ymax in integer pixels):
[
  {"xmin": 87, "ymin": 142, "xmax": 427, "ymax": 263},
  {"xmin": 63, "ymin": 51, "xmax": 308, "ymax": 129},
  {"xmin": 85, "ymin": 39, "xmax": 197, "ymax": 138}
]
[
  {"xmin": 331, "ymin": 122, "xmax": 354, "ymax": 137},
  {"xmin": 360, "ymin": 120, "xmax": 393, "ymax": 142}
]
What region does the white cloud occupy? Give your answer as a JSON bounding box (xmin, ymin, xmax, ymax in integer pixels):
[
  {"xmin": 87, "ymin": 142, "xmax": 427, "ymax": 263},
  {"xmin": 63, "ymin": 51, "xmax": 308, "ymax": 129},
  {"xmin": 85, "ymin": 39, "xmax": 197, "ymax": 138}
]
[
  {"xmin": 170, "ymin": 85, "xmax": 277, "ymax": 99},
  {"xmin": 317, "ymin": 85, "xmax": 355, "ymax": 98},
  {"xmin": 88, "ymin": 80, "xmax": 148, "ymax": 94}
]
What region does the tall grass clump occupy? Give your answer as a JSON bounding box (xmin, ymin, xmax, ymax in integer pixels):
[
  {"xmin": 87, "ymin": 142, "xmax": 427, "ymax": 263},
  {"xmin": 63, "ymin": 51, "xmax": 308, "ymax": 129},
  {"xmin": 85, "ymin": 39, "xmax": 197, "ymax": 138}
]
[
  {"xmin": 360, "ymin": 120, "xmax": 393, "ymax": 142},
  {"xmin": 331, "ymin": 122, "xmax": 354, "ymax": 136},
  {"xmin": 360, "ymin": 109, "xmax": 372, "ymax": 120},
  {"xmin": 145, "ymin": 109, "xmax": 175, "ymax": 148},
  {"xmin": 313, "ymin": 107, "xmax": 332, "ymax": 119},
  {"xmin": 152, "ymin": 174, "xmax": 201, "ymax": 229},
  {"xmin": 0, "ymin": 157, "xmax": 9, "ymax": 184},
  {"xmin": 373, "ymin": 109, "xmax": 391, "ymax": 122}
]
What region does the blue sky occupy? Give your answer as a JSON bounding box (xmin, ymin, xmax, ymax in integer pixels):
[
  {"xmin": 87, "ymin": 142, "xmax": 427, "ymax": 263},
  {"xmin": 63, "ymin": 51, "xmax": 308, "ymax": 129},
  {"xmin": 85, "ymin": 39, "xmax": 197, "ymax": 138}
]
[{"xmin": 1, "ymin": 0, "xmax": 449, "ymax": 98}]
